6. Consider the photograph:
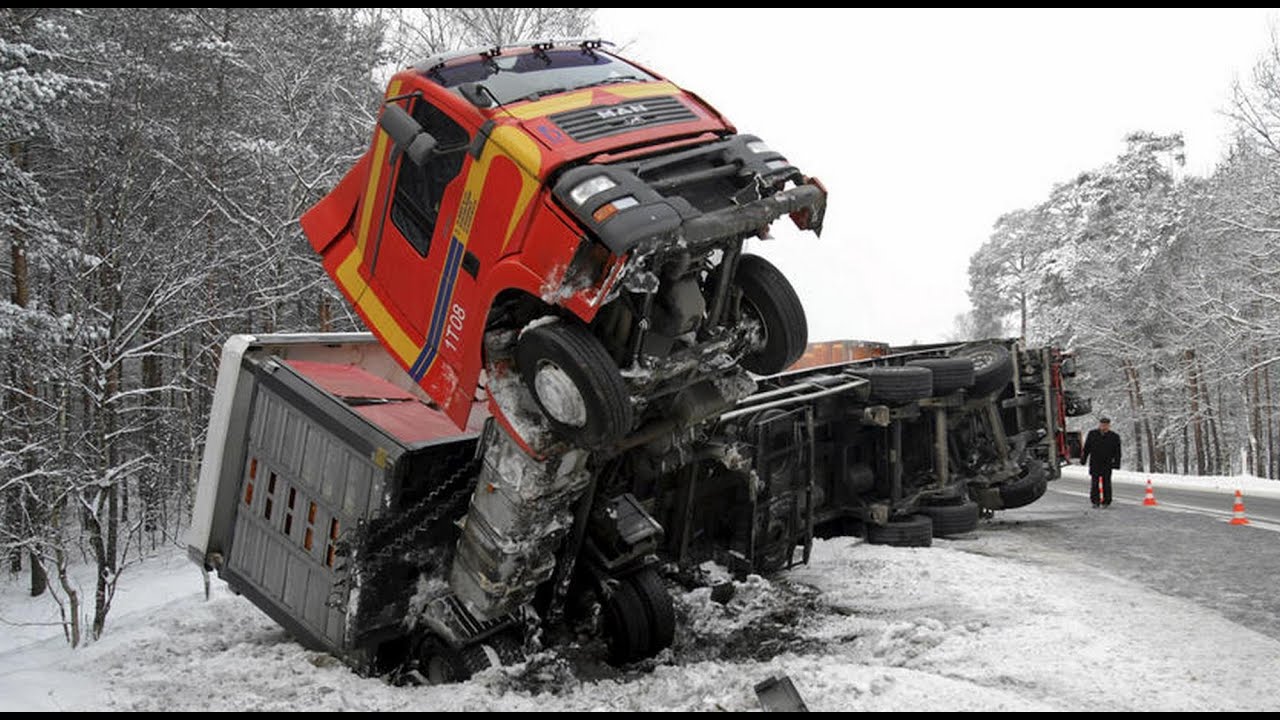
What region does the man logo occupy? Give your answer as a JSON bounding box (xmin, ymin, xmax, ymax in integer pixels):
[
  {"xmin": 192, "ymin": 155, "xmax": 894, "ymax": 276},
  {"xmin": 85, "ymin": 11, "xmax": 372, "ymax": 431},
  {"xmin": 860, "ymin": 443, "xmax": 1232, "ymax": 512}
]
[{"xmin": 597, "ymin": 103, "xmax": 649, "ymax": 120}]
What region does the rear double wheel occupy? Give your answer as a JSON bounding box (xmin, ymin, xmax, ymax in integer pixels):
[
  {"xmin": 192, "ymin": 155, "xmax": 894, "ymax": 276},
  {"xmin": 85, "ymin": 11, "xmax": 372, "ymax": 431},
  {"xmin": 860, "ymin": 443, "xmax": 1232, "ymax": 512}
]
[
  {"xmin": 918, "ymin": 497, "xmax": 981, "ymax": 537},
  {"xmin": 418, "ymin": 636, "xmax": 498, "ymax": 685},
  {"xmin": 907, "ymin": 357, "xmax": 976, "ymax": 396},
  {"xmin": 854, "ymin": 366, "xmax": 934, "ymax": 404},
  {"xmin": 601, "ymin": 567, "xmax": 675, "ymax": 665},
  {"xmin": 998, "ymin": 462, "xmax": 1049, "ymax": 509},
  {"xmin": 955, "ymin": 343, "xmax": 1014, "ymax": 397},
  {"xmin": 865, "ymin": 514, "xmax": 933, "ymax": 547}
]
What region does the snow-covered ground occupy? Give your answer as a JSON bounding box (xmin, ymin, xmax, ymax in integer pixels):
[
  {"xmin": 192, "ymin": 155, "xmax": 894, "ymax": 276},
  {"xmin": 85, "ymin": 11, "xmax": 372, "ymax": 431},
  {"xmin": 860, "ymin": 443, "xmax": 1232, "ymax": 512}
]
[{"xmin": 2, "ymin": 524, "xmax": 1276, "ymax": 712}]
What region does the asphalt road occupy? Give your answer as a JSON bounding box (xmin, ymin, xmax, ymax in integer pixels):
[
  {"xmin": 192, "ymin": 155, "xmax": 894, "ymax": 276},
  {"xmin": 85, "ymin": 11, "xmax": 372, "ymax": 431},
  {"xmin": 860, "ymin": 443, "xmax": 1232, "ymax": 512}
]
[
  {"xmin": 975, "ymin": 474, "xmax": 1280, "ymax": 642},
  {"xmin": 1057, "ymin": 473, "xmax": 1280, "ymax": 527}
]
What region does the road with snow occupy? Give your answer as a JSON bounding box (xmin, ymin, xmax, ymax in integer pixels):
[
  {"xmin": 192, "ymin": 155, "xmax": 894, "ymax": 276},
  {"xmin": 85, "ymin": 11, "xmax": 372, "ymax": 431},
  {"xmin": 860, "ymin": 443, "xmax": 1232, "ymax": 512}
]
[
  {"xmin": 1060, "ymin": 472, "xmax": 1280, "ymax": 526},
  {"xmin": 994, "ymin": 468, "xmax": 1280, "ymax": 644},
  {"xmin": 2, "ymin": 468, "xmax": 1277, "ymax": 711}
]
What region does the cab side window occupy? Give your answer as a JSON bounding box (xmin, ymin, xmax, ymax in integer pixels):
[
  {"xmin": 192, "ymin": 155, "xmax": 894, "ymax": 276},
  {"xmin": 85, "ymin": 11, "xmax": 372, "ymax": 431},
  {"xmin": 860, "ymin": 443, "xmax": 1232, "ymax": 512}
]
[{"xmin": 390, "ymin": 100, "xmax": 470, "ymax": 256}]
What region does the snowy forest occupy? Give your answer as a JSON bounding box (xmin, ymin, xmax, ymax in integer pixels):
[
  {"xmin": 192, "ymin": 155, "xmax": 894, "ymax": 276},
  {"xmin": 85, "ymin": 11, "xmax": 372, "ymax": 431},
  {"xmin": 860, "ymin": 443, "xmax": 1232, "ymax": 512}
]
[
  {"xmin": 966, "ymin": 36, "xmax": 1280, "ymax": 484},
  {"xmin": 0, "ymin": 7, "xmax": 594, "ymax": 645}
]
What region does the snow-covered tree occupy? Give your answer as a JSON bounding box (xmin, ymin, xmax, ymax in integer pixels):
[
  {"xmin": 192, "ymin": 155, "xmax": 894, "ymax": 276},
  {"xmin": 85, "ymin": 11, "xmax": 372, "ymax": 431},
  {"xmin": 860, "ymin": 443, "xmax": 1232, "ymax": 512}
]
[
  {"xmin": 387, "ymin": 7, "xmax": 596, "ymax": 65},
  {"xmin": 0, "ymin": 8, "xmax": 90, "ymax": 605},
  {"xmin": 965, "ymin": 25, "xmax": 1280, "ymax": 479},
  {"xmin": 0, "ymin": 6, "xmax": 599, "ymax": 645}
]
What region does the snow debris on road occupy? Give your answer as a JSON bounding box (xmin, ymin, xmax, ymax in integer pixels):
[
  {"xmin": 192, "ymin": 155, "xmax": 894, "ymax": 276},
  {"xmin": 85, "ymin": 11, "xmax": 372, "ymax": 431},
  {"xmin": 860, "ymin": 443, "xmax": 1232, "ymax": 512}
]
[{"xmin": 2, "ymin": 532, "xmax": 1277, "ymax": 712}]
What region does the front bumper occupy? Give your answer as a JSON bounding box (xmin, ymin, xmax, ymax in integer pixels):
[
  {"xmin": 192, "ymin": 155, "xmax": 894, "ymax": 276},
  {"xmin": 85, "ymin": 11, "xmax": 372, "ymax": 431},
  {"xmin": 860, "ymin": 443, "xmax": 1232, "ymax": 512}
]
[{"xmin": 554, "ymin": 134, "xmax": 827, "ymax": 255}]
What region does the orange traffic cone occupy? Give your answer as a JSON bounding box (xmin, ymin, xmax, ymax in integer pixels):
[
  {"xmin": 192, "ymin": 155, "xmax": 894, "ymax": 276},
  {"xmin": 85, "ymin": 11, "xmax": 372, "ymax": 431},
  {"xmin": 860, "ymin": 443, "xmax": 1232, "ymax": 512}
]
[
  {"xmin": 1143, "ymin": 479, "xmax": 1157, "ymax": 506},
  {"xmin": 1229, "ymin": 489, "xmax": 1250, "ymax": 526}
]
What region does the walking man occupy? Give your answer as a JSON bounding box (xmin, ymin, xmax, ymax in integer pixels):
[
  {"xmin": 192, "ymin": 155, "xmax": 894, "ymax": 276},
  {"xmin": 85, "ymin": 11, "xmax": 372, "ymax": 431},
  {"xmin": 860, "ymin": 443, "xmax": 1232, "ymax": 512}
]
[{"xmin": 1080, "ymin": 417, "xmax": 1121, "ymax": 508}]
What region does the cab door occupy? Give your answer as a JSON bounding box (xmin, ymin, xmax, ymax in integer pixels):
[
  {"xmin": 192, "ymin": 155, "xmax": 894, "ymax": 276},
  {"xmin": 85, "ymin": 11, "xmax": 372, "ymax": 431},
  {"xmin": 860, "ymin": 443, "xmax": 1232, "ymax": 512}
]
[{"xmin": 365, "ymin": 94, "xmax": 474, "ymax": 401}]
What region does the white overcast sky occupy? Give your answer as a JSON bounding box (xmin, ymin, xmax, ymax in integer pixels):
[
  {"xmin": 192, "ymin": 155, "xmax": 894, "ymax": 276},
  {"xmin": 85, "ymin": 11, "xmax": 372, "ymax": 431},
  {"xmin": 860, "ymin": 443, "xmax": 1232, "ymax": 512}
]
[{"xmin": 595, "ymin": 8, "xmax": 1278, "ymax": 345}]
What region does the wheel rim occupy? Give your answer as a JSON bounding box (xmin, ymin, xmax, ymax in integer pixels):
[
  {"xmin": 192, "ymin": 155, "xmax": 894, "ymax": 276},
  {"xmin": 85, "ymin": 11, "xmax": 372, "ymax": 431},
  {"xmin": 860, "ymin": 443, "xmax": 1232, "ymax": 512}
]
[
  {"xmin": 741, "ymin": 297, "xmax": 769, "ymax": 348},
  {"xmin": 966, "ymin": 349, "xmax": 995, "ymax": 369},
  {"xmin": 533, "ymin": 360, "xmax": 588, "ymax": 427}
]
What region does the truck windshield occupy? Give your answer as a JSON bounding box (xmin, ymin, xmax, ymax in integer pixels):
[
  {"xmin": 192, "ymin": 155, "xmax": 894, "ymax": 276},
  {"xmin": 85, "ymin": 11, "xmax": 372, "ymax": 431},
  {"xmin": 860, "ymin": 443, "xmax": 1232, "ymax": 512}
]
[{"xmin": 427, "ymin": 49, "xmax": 658, "ymax": 105}]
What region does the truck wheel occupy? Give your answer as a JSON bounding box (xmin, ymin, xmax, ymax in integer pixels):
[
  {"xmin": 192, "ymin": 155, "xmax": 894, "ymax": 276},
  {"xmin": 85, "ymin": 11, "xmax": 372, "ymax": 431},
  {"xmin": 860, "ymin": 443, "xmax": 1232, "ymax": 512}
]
[
  {"xmin": 854, "ymin": 366, "xmax": 933, "ymax": 404},
  {"xmin": 918, "ymin": 499, "xmax": 980, "ymax": 536},
  {"xmin": 420, "ymin": 637, "xmax": 494, "ymax": 685},
  {"xmin": 602, "ymin": 579, "xmax": 652, "ymax": 665},
  {"xmin": 486, "ymin": 631, "xmax": 526, "ymax": 666},
  {"xmin": 517, "ymin": 322, "xmax": 633, "ymax": 447},
  {"xmin": 735, "ymin": 254, "xmax": 808, "ymax": 375},
  {"xmin": 866, "ymin": 514, "xmax": 933, "ymax": 547},
  {"xmin": 998, "ymin": 463, "xmax": 1048, "ymax": 509},
  {"xmin": 627, "ymin": 567, "xmax": 675, "ymax": 658},
  {"xmin": 907, "ymin": 357, "xmax": 976, "ymax": 395},
  {"xmin": 955, "ymin": 343, "xmax": 1013, "ymax": 397}
]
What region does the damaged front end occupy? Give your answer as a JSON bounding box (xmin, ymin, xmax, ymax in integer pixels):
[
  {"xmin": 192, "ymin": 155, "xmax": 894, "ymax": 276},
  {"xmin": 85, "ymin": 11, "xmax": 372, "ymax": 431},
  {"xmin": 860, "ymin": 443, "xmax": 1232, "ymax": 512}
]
[
  {"xmin": 553, "ymin": 133, "xmax": 825, "ymax": 258},
  {"xmin": 555, "ymin": 133, "xmax": 826, "ymax": 432},
  {"xmin": 450, "ymin": 134, "xmax": 824, "ymax": 624}
]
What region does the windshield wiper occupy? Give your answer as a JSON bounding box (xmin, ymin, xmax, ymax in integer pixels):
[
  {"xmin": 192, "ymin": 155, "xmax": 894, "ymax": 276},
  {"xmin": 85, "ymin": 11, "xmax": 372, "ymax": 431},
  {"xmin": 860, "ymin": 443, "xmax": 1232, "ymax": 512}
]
[
  {"xmin": 524, "ymin": 86, "xmax": 569, "ymax": 102},
  {"xmin": 572, "ymin": 75, "xmax": 647, "ymax": 91},
  {"xmin": 523, "ymin": 76, "xmax": 647, "ymax": 103}
]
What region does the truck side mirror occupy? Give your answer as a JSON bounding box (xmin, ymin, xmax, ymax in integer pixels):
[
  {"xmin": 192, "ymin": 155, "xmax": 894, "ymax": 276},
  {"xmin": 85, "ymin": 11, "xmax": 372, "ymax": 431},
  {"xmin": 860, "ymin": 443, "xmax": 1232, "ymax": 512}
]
[
  {"xmin": 458, "ymin": 82, "xmax": 494, "ymax": 109},
  {"xmin": 379, "ymin": 103, "xmax": 437, "ymax": 166}
]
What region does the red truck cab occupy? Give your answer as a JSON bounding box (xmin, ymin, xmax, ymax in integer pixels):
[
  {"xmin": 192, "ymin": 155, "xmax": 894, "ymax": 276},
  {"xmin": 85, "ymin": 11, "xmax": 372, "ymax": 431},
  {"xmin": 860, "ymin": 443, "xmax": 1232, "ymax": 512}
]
[{"xmin": 302, "ymin": 40, "xmax": 826, "ymax": 449}]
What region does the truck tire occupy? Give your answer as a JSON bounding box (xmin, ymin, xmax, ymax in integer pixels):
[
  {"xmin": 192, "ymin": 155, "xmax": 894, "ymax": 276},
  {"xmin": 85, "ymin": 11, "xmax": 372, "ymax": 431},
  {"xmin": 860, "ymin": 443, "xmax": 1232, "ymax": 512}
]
[
  {"xmin": 854, "ymin": 366, "xmax": 933, "ymax": 404},
  {"xmin": 955, "ymin": 343, "xmax": 1014, "ymax": 397},
  {"xmin": 517, "ymin": 322, "xmax": 633, "ymax": 447},
  {"xmin": 998, "ymin": 463, "xmax": 1048, "ymax": 509},
  {"xmin": 866, "ymin": 514, "xmax": 933, "ymax": 547},
  {"xmin": 918, "ymin": 499, "xmax": 980, "ymax": 537},
  {"xmin": 907, "ymin": 357, "xmax": 976, "ymax": 395},
  {"xmin": 602, "ymin": 580, "xmax": 652, "ymax": 665},
  {"xmin": 420, "ymin": 637, "xmax": 495, "ymax": 685},
  {"xmin": 486, "ymin": 631, "xmax": 526, "ymax": 666},
  {"xmin": 735, "ymin": 254, "xmax": 808, "ymax": 375},
  {"xmin": 627, "ymin": 567, "xmax": 675, "ymax": 658}
]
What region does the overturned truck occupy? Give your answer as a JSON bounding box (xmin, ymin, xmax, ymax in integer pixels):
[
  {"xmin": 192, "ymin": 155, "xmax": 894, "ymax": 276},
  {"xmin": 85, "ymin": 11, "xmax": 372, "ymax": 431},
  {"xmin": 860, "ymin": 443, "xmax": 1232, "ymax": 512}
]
[
  {"xmin": 187, "ymin": 40, "xmax": 1084, "ymax": 681},
  {"xmin": 650, "ymin": 340, "xmax": 1081, "ymax": 574},
  {"xmin": 187, "ymin": 333, "xmax": 1080, "ymax": 679}
]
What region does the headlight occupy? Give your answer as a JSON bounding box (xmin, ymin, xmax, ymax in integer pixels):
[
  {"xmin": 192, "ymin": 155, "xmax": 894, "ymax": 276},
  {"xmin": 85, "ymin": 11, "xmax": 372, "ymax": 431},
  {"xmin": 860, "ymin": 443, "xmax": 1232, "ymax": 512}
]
[
  {"xmin": 765, "ymin": 159, "xmax": 789, "ymax": 171},
  {"xmin": 569, "ymin": 176, "xmax": 617, "ymax": 205},
  {"xmin": 747, "ymin": 140, "xmax": 772, "ymax": 154}
]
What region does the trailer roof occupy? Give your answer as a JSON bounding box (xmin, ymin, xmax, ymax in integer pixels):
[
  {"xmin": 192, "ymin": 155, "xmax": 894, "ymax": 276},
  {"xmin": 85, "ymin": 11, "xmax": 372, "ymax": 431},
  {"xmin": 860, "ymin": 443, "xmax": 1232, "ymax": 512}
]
[
  {"xmin": 288, "ymin": 360, "xmax": 417, "ymax": 402},
  {"xmin": 286, "ymin": 360, "xmax": 479, "ymax": 446}
]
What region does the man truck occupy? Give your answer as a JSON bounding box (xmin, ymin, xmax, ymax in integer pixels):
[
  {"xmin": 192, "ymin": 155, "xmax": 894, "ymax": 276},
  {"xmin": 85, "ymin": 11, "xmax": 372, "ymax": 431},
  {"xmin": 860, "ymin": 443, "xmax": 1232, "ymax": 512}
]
[{"xmin": 188, "ymin": 40, "xmax": 1085, "ymax": 683}]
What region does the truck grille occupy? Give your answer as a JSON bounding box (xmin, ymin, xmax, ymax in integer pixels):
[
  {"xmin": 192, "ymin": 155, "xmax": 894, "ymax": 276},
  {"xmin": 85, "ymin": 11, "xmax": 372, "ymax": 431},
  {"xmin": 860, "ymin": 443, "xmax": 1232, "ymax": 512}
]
[{"xmin": 550, "ymin": 95, "xmax": 697, "ymax": 143}]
